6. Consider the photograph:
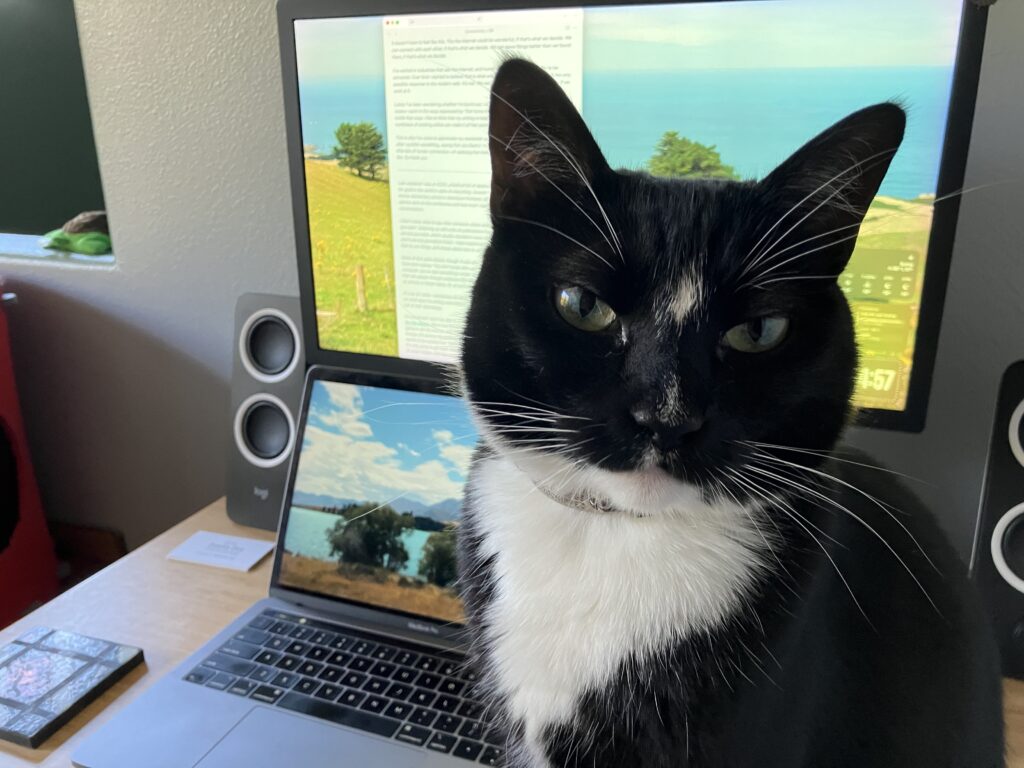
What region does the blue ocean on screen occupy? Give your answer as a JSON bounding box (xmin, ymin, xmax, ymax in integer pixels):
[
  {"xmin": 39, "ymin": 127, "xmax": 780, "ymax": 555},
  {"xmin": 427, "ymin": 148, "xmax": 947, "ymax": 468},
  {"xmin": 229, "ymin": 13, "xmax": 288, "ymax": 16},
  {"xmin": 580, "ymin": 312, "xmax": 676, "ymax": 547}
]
[
  {"xmin": 299, "ymin": 66, "xmax": 952, "ymax": 200},
  {"xmin": 284, "ymin": 506, "xmax": 432, "ymax": 579}
]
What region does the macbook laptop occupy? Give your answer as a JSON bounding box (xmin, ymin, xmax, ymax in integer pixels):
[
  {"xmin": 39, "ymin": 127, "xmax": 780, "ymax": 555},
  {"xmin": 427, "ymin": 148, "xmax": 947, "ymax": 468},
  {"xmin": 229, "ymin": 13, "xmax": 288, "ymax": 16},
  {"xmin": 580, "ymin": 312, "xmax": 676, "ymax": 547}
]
[{"xmin": 72, "ymin": 365, "xmax": 500, "ymax": 768}]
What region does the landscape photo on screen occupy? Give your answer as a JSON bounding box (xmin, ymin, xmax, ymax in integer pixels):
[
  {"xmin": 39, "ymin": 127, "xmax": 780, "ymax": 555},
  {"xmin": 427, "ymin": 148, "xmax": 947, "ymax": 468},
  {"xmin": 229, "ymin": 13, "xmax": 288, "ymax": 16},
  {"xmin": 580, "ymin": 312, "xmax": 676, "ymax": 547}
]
[
  {"xmin": 280, "ymin": 381, "xmax": 476, "ymax": 624},
  {"xmin": 294, "ymin": 0, "xmax": 963, "ymax": 410}
]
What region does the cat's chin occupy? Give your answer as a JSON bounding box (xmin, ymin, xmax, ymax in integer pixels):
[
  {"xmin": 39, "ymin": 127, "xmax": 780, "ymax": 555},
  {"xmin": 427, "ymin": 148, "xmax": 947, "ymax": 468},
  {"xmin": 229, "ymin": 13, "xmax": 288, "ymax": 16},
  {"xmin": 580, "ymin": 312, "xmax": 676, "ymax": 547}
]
[{"xmin": 503, "ymin": 446, "xmax": 710, "ymax": 518}]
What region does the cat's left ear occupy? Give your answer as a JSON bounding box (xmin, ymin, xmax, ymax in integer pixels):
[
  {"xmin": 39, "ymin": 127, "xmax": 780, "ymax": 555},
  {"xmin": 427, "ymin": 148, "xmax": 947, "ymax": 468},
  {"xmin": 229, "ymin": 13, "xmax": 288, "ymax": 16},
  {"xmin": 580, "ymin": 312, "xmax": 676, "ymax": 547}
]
[
  {"xmin": 753, "ymin": 103, "xmax": 906, "ymax": 278},
  {"xmin": 488, "ymin": 58, "xmax": 611, "ymax": 217}
]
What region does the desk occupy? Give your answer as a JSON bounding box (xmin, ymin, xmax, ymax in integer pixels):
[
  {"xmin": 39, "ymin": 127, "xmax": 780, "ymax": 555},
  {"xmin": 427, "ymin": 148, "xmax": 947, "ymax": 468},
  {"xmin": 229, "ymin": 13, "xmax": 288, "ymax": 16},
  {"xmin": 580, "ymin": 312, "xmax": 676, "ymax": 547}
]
[{"xmin": 0, "ymin": 498, "xmax": 1022, "ymax": 766}]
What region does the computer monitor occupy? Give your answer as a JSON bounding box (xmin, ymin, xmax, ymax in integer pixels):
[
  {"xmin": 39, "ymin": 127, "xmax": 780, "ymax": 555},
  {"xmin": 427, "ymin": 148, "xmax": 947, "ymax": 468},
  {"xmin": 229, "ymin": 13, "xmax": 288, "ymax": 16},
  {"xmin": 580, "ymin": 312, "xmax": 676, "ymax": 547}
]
[{"xmin": 278, "ymin": 0, "xmax": 987, "ymax": 432}]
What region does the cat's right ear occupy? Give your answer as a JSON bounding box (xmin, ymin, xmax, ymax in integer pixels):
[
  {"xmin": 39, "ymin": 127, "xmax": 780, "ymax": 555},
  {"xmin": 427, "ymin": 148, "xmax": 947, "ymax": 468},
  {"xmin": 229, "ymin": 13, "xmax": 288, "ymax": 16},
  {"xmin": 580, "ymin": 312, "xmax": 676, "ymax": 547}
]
[{"xmin": 488, "ymin": 58, "xmax": 611, "ymax": 217}]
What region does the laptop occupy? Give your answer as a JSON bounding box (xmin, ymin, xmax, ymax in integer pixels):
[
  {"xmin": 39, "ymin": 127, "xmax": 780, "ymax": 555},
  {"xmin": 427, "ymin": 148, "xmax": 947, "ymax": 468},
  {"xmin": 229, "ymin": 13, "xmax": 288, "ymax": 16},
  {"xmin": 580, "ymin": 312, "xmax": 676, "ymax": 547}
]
[{"xmin": 72, "ymin": 366, "xmax": 499, "ymax": 768}]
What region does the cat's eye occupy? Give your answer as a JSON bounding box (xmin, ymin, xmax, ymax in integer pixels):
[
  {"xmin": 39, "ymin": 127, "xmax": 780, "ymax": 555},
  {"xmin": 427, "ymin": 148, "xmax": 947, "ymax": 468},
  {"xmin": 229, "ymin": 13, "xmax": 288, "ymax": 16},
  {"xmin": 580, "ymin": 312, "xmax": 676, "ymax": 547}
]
[
  {"xmin": 722, "ymin": 316, "xmax": 790, "ymax": 353},
  {"xmin": 555, "ymin": 286, "xmax": 617, "ymax": 332}
]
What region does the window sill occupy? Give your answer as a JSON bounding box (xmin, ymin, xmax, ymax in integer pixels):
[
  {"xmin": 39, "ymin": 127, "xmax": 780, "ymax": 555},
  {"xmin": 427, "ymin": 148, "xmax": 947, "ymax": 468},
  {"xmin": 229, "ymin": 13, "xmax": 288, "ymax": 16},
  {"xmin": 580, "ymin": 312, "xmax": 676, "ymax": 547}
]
[{"xmin": 0, "ymin": 232, "xmax": 114, "ymax": 266}]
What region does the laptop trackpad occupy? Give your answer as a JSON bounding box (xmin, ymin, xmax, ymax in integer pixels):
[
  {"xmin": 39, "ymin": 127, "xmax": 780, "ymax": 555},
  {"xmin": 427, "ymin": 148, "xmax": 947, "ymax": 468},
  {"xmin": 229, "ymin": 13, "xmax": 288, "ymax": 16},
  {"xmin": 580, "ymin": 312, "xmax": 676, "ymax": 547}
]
[{"xmin": 194, "ymin": 706, "xmax": 428, "ymax": 768}]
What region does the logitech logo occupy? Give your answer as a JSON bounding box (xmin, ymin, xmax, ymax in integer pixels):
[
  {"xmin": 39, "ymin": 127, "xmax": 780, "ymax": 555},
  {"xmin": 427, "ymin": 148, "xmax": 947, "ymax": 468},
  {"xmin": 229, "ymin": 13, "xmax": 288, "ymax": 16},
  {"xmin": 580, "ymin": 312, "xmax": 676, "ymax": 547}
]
[{"xmin": 253, "ymin": 486, "xmax": 269, "ymax": 501}]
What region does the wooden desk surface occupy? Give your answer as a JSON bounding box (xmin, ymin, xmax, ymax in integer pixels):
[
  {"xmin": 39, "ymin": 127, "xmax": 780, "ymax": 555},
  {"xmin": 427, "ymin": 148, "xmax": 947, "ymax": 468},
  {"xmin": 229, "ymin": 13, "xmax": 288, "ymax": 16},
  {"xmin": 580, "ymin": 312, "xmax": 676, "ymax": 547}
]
[{"xmin": 0, "ymin": 498, "xmax": 1022, "ymax": 766}]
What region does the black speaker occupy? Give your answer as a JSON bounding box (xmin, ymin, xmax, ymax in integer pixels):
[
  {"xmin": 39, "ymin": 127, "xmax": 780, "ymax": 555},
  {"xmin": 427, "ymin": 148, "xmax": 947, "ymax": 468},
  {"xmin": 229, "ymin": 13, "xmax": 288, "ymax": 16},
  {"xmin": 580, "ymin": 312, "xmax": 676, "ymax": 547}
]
[
  {"xmin": 973, "ymin": 360, "xmax": 1024, "ymax": 678},
  {"xmin": 226, "ymin": 293, "xmax": 304, "ymax": 530}
]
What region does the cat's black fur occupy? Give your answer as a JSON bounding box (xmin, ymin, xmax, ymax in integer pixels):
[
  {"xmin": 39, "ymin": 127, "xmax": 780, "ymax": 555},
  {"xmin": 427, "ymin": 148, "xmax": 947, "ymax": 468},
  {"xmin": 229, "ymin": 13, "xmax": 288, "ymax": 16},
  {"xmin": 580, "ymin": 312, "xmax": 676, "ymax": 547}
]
[{"xmin": 458, "ymin": 59, "xmax": 1002, "ymax": 767}]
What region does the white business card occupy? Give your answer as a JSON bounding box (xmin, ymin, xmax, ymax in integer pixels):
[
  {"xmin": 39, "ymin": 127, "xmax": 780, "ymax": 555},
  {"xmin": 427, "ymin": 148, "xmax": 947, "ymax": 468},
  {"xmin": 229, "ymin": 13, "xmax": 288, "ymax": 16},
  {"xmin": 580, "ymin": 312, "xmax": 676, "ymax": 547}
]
[{"xmin": 167, "ymin": 531, "xmax": 275, "ymax": 572}]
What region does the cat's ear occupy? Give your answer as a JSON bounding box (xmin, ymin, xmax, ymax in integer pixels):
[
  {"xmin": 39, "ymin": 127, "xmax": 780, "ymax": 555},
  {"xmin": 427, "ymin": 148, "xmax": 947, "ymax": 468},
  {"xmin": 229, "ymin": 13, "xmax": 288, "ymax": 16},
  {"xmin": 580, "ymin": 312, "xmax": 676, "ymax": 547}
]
[
  {"xmin": 753, "ymin": 103, "xmax": 906, "ymax": 279},
  {"xmin": 488, "ymin": 58, "xmax": 611, "ymax": 217}
]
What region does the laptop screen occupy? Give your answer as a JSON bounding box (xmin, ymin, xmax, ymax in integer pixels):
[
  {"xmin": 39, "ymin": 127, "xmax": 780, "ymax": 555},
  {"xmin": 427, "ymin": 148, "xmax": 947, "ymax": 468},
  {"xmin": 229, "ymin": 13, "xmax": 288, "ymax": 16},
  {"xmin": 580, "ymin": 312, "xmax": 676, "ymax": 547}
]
[{"xmin": 278, "ymin": 377, "xmax": 477, "ymax": 625}]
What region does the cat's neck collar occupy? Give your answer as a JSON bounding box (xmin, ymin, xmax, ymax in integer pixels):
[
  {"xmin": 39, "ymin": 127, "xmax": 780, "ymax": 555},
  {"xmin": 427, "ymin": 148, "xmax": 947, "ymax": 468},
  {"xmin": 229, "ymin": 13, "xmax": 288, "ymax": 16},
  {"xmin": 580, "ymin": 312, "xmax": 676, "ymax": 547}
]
[{"xmin": 532, "ymin": 481, "xmax": 620, "ymax": 514}]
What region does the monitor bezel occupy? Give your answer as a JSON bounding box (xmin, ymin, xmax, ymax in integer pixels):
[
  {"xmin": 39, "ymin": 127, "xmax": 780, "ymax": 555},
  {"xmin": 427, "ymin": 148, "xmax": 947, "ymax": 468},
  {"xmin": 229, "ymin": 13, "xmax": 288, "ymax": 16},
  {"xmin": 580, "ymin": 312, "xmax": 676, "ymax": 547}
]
[
  {"xmin": 270, "ymin": 362, "xmax": 471, "ymax": 646},
  {"xmin": 278, "ymin": 0, "xmax": 989, "ymax": 432}
]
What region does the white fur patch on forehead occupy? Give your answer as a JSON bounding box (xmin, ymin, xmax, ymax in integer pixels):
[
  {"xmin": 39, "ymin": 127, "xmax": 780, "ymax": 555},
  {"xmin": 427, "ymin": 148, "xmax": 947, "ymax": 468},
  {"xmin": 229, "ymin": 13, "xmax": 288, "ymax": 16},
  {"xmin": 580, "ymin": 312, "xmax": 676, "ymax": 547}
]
[{"xmin": 666, "ymin": 272, "xmax": 705, "ymax": 324}]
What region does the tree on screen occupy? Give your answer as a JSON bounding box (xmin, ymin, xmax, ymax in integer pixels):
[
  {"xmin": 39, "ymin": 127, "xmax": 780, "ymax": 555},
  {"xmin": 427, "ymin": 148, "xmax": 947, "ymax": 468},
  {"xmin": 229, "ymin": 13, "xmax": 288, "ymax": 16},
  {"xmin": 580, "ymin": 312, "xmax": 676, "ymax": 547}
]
[
  {"xmin": 327, "ymin": 503, "xmax": 411, "ymax": 571},
  {"xmin": 419, "ymin": 531, "xmax": 457, "ymax": 588},
  {"xmin": 648, "ymin": 132, "xmax": 739, "ymax": 180},
  {"xmin": 333, "ymin": 122, "xmax": 387, "ymax": 180}
]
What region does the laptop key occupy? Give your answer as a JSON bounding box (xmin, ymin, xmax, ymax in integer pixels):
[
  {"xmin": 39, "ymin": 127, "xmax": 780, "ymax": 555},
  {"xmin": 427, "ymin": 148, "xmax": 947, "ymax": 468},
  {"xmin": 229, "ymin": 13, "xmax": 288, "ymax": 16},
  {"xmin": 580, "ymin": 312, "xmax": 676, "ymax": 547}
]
[
  {"xmin": 484, "ymin": 728, "xmax": 507, "ymax": 746},
  {"xmin": 265, "ymin": 636, "xmax": 288, "ymax": 651},
  {"xmin": 426, "ymin": 732, "xmax": 456, "ymax": 754},
  {"xmin": 361, "ymin": 696, "xmax": 388, "ymax": 714},
  {"xmin": 319, "ymin": 667, "xmax": 343, "ymax": 683},
  {"xmin": 370, "ymin": 661, "xmax": 395, "ymax": 678},
  {"xmin": 410, "ymin": 689, "xmax": 436, "ymax": 707},
  {"xmin": 278, "ymin": 693, "xmax": 400, "ymax": 739},
  {"xmin": 269, "ymin": 621, "xmax": 294, "ymax": 635},
  {"xmin": 480, "ymin": 746, "xmax": 504, "ymax": 766},
  {"xmin": 434, "ymin": 695, "xmax": 460, "ymax": 713},
  {"xmin": 330, "ymin": 636, "xmax": 353, "ymax": 651},
  {"xmin": 249, "ymin": 667, "xmax": 274, "ymax": 682},
  {"xmin": 395, "ymin": 723, "xmax": 430, "ymax": 746},
  {"xmin": 394, "ymin": 651, "xmax": 418, "ymax": 667},
  {"xmin": 327, "ymin": 651, "xmax": 351, "ymax": 667},
  {"xmin": 439, "ymin": 679, "xmax": 465, "ymax": 696},
  {"xmin": 297, "ymin": 661, "xmax": 323, "ymax": 677},
  {"xmin": 363, "ymin": 677, "xmax": 388, "ymax": 695},
  {"xmin": 436, "ymin": 714, "xmax": 462, "ymax": 733},
  {"xmin": 341, "ymin": 671, "xmax": 366, "ymax": 688},
  {"xmin": 385, "ymin": 701, "xmax": 412, "ymax": 721},
  {"xmin": 206, "ymin": 673, "xmax": 235, "ymax": 691},
  {"xmin": 276, "ymin": 655, "xmax": 300, "ymax": 671},
  {"xmin": 458, "ymin": 700, "xmax": 484, "ymax": 720},
  {"xmin": 310, "ymin": 630, "xmax": 334, "ymax": 646},
  {"xmin": 272, "ymin": 672, "xmax": 298, "ymax": 688},
  {"xmin": 248, "ymin": 616, "xmax": 273, "ymax": 631},
  {"xmin": 227, "ymin": 679, "xmax": 257, "ymax": 697},
  {"xmin": 306, "ymin": 646, "xmax": 330, "ymax": 662},
  {"xmin": 315, "ymin": 684, "xmax": 342, "ymax": 701},
  {"xmin": 201, "ymin": 654, "xmax": 255, "ymax": 676},
  {"xmin": 338, "ymin": 689, "xmax": 366, "ymax": 707},
  {"xmin": 452, "ymin": 739, "xmax": 483, "ymax": 761},
  {"xmin": 350, "ymin": 657, "xmax": 373, "ymax": 673},
  {"xmin": 416, "ymin": 672, "xmax": 441, "ymax": 690},
  {"xmin": 351, "ymin": 640, "xmax": 376, "ymax": 656},
  {"xmin": 185, "ymin": 667, "xmax": 215, "ymax": 685},
  {"xmin": 459, "ymin": 720, "xmax": 484, "ymax": 740},
  {"xmin": 290, "ymin": 626, "xmax": 314, "ymax": 641},
  {"xmin": 410, "ymin": 708, "xmax": 436, "ymax": 727},
  {"xmin": 234, "ymin": 628, "xmax": 270, "ymax": 646},
  {"xmin": 393, "ymin": 667, "xmax": 417, "ymax": 684},
  {"xmin": 219, "ymin": 640, "xmax": 260, "ymax": 660},
  {"xmin": 255, "ymin": 650, "xmax": 281, "ymax": 665},
  {"xmin": 439, "ymin": 661, "xmax": 460, "ymax": 677},
  {"xmin": 250, "ymin": 685, "xmax": 285, "ymax": 704},
  {"xmin": 285, "ymin": 641, "xmax": 308, "ymax": 656},
  {"xmin": 372, "ymin": 646, "xmax": 396, "ymax": 661},
  {"xmin": 386, "ymin": 683, "xmax": 412, "ymax": 701},
  {"xmin": 295, "ymin": 677, "xmax": 318, "ymax": 695},
  {"xmin": 416, "ymin": 656, "xmax": 440, "ymax": 672}
]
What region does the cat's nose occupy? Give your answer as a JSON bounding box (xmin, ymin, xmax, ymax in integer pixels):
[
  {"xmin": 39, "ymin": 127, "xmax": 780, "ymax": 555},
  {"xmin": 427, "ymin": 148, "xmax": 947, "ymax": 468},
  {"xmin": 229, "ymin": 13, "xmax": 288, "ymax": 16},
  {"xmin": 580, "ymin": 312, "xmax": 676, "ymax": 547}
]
[{"xmin": 630, "ymin": 409, "xmax": 706, "ymax": 452}]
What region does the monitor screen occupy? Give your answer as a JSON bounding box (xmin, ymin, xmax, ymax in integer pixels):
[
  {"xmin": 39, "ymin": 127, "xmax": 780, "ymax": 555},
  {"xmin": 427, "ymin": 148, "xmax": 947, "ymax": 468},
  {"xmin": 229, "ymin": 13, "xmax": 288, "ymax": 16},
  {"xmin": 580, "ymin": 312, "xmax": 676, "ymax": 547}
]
[
  {"xmin": 285, "ymin": 0, "xmax": 975, "ymax": 422},
  {"xmin": 278, "ymin": 378, "xmax": 476, "ymax": 624}
]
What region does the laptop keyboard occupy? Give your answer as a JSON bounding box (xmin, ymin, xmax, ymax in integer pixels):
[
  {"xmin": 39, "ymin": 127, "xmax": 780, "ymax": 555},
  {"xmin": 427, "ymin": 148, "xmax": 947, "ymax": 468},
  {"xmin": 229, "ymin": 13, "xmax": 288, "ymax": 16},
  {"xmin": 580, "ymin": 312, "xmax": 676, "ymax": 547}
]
[{"xmin": 184, "ymin": 610, "xmax": 505, "ymax": 764}]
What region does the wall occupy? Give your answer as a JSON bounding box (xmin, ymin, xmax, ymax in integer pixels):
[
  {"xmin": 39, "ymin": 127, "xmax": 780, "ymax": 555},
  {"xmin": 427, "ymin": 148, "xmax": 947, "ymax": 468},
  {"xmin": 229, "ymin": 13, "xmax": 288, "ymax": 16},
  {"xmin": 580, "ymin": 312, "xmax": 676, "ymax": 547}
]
[
  {"xmin": 1, "ymin": 0, "xmax": 296, "ymax": 549},
  {"xmin": 0, "ymin": 0, "xmax": 1021, "ymax": 557}
]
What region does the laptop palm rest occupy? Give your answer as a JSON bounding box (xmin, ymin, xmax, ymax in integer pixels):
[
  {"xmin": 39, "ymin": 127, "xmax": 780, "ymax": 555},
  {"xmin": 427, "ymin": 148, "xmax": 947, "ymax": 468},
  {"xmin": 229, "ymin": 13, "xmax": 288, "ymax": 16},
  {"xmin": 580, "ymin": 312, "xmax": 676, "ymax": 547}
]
[{"xmin": 194, "ymin": 706, "xmax": 428, "ymax": 768}]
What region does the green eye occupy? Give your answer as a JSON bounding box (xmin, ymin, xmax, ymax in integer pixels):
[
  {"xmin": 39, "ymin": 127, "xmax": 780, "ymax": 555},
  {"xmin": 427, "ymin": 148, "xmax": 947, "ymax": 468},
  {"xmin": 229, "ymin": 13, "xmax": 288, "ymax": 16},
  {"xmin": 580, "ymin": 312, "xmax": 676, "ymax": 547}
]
[
  {"xmin": 555, "ymin": 286, "xmax": 617, "ymax": 332},
  {"xmin": 723, "ymin": 316, "xmax": 790, "ymax": 353}
]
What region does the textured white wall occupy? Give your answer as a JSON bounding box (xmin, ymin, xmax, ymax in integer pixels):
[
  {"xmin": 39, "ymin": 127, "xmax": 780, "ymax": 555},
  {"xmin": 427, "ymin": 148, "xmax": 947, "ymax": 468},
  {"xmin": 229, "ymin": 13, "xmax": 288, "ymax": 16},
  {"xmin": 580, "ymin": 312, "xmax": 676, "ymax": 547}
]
[
  {"xmin": 1, "ymin": 0, "xmax": 1021, "ymax": 558},
  {"xmin": 1, "ymin": 0, "xmax": 297, "ymax": 548}
]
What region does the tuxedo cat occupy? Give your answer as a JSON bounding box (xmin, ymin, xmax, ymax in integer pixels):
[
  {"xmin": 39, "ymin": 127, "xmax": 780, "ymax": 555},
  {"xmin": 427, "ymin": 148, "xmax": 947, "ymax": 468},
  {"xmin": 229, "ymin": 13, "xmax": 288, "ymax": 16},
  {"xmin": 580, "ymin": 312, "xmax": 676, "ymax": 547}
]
[{"xmin": 458, "ymin": 58, "xmax": 1003, "ymax": 767}]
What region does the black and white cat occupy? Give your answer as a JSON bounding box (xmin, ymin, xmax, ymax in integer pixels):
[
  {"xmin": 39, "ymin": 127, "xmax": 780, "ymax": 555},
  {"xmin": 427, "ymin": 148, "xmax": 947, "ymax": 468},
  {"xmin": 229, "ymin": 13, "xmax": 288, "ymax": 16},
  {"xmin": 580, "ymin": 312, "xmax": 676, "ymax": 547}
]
[{"xmin": 457, "ymin": 59, "xmax": 1003, "ymax": 767}]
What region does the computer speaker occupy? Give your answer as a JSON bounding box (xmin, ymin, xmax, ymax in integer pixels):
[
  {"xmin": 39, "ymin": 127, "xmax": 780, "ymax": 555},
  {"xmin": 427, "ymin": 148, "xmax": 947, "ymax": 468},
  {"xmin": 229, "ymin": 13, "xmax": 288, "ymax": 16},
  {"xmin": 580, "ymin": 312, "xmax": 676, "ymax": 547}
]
[
  {"xmin": 226, "ymin": 293, "xmax": 304, "ymax": 530},
  {"xmin": 972, "ymin": 360, "xmax": 1024, "ymax": 678}
]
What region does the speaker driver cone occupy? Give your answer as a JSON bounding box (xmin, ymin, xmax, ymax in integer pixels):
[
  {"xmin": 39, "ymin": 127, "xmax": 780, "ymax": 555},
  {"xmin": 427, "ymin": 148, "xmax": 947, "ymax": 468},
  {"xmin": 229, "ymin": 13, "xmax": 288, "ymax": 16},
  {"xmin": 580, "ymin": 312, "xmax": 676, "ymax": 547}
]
[
  {"xmin": 233, "ymin": 393, "xmax": 295, "ymax": 469},
  {"xmin": 992, "ymin": 502, "xmax": 1024, "ymax": 594},
  {"xmin": 239, "ymin": 308, "xmax": 300, "ymax": 384}
]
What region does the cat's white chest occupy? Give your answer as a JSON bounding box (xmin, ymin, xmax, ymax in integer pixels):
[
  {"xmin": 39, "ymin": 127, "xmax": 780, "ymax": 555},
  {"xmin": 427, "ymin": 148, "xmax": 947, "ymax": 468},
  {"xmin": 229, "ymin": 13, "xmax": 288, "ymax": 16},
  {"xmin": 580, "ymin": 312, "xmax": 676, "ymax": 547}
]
[{"xmin": 469, "ymin": 454, "xmax": 765, "ymax": 752}]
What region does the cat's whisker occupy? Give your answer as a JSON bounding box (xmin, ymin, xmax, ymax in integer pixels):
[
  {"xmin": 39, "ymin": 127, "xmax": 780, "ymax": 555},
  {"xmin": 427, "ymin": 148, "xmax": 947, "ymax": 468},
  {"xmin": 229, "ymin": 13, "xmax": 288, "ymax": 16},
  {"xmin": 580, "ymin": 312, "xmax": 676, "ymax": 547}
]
[
  {"xmin": 743, "ymin": 459, "xmax": 941, "ymax": 613},
  {"xmin": 724, "ymin": 466, "xmax": 871, "ymax": 626},
  {"xmin": 750, "ymin": 273, "xmax": 841, "ymax": 288},
  {"xmin": 747, "ymin": 447, "xmax": 936, "ymax": 563},
  {"xmin": 742, "ymin": 440, "xmax": 930, "ymax": 485},
  {"xmin": 495, "ymin": 214, "xmax": 615, "ymax": 270},
  {"xmin": 485, "ymin": 87, "xmax": 625, "ymax": 262},
  {"xmin": 744, "ymin": 220, "xmax": 863, "ymax": 276},
  {"xmin": 743, "ymin": 231, "xmax": 863, "ymax": 286},
  {"xmin": 488, "ymin": 129, "xmax": 621, "ymax": 266},
  {"xmin": 741, "ymin": 146, "xmax": 901, "ymax": 274}
]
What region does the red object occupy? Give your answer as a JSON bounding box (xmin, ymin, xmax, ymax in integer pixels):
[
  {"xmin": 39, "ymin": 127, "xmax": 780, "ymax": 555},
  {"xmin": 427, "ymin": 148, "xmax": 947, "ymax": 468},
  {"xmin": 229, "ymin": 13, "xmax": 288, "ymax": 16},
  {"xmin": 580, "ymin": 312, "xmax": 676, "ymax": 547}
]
[{"xmin": 0, "ymin": 293, "xmax": 58, "ymax": 627}]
